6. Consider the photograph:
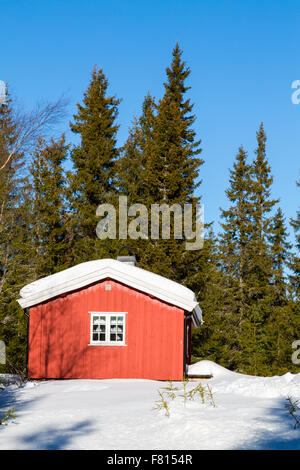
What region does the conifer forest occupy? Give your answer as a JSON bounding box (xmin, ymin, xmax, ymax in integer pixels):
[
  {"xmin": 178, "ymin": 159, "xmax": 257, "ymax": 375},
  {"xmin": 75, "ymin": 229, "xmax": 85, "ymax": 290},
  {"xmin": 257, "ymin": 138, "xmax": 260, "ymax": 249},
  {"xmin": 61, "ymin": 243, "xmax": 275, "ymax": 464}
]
[{"xmin": 0, "ymin": 44, "xmax": 299, "ymax": 377}]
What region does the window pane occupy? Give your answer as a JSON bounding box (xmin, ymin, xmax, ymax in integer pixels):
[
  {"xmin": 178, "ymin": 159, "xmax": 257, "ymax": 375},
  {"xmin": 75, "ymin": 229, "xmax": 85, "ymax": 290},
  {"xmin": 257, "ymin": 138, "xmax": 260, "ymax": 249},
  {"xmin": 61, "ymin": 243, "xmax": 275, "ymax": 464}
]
[{"xmin": 91, "ymin": 314, "xmax": 125, "ymax": 344}]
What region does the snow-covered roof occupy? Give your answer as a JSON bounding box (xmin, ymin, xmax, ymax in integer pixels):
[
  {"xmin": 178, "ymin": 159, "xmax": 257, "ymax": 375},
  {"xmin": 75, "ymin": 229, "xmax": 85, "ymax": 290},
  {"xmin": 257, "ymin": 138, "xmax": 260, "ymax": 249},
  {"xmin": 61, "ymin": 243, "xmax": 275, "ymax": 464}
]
[{"xmin": 17, "ymin": 258, "xmax": 202, "ymax": 326}]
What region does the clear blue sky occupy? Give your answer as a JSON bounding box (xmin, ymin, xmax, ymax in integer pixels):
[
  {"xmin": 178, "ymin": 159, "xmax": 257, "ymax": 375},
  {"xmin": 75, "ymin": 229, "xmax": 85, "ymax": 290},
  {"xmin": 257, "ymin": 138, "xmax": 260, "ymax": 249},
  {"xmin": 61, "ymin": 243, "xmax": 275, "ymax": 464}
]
[{"xmin": 1, "ymin": 0, "xmax": 299, "ymax": 243}]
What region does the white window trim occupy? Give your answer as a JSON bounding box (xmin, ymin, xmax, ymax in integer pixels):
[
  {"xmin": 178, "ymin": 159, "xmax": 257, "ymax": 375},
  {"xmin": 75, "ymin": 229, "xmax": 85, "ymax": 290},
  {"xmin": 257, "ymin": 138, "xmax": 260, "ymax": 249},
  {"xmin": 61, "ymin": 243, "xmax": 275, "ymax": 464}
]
[{"xmin": 88, "ymin": 312, "xmax": 127, "ymax": 347}]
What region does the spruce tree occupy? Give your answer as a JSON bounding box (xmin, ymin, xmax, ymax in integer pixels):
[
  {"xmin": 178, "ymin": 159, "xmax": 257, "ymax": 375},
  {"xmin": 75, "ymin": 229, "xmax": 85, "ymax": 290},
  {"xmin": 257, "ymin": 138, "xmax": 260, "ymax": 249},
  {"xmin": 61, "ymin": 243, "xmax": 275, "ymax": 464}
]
[
  {"xmin": 218, "ymin": 146, "xmax": 254, "ymax": 369},
  {"xmin": 267, "ymin": 208, "xmax": 296, "ymax": 374},
  {"xmin": 290, "ymin": 178, "xmax": 300, "ymax": 300},
  {"xmin": 269, "ymin": 208, "xmax": 291, "ymax": 301},
  {"xmin": 30, "ymin": 136, "xmax": 71, "ymax": 278},
  {"xmin": 142, "ymin": 44, "xmax": 203, "ymax": 281},
  {"xmin": 117, "ymin": 94, "xmax": 156, "ymax": 206},
  {"xmin": 146, "ymin": 44, "xmax": 202, "ymax": 207},
  {"xmin": 216, "ymin": 127, "xmax": 294, "ymax": 375},
  {"xmin": 117, "ymin": 45, "xmax": 204, "ymax": 283},
  {"xmin": 116, "ymin": 95, "xmax": 156, "ymax": 260},
  {"xmin": 248, "ymin": 123, "xmax": 278, "ymax": 296},
  {"xmin": 69, "ymin": 66, "xmax": 120, "ymax": 263},
  {"xmin": 240, "ymin": 124, "xmax": 279, "ymax": 374},
  {"xmin": 191, "ymin": 229, "xmax": 229, "ymax": 366},
  {"xmin": 118, "ymin": 119, "xmax": 144, "ymax": 203},
  {"xmin": 288, "ymin": 178, "xmax": 300, "ymax": 372}
]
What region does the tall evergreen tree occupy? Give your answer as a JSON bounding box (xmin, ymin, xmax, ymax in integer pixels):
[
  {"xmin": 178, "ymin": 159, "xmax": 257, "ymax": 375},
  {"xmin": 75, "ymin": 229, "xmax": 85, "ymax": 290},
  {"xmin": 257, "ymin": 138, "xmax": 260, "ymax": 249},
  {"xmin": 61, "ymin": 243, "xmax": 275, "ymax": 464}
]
[
  {"xmin": 118, "ymin": 119, "xmax": 144, "ymax": 203},
  {"xmin": 215, "ymin": 127, "xmax": 296, "ymax": 375},
  {"xmin": 118, "ymin": 94, "xmax": 156, "ymax": 206},
  {"xmin": 266, "ymin": 207, "xmax": 297, "ymax": 374},
  {"xmin": 30, "ymin": 136, "xmax": 71, "ymax": 278},
  {"xmin": 239, "ymin": 124, "xmax": 279, "ymax": 374},
  {"xmin": 191, "ymin": 229, "xmax": 229, "ymax": 365},
  {"xmin": 117, "ymin": 45, "xmax": 204, "ymax": 285},
  {"xmin": 247, "ymin": 123, "xmax": 278, "ymax": 298},
  {"xmin": 269, "ymin": 208, "xmax": 291, "ymax": 300},
  {"xmin": 290, "ymin": 178, "xmax": 300, "ymax": 300},
  {"xmin": 218, "ymin": 146, "xmax": 254, "ymax": 369},
  {"xmin": 116, "ymin": 95, "xmax": 156, "ymax": 260},
  {"xmin": 288, "ymin": 178, "xmax": 300, "ymax": 373},
  {"xmin": 146, "ymin": 44, "xmax": 202, "ymax": 207},
  {"xmin": 69, "ymin": 66, "xmax": 120, "ymax": 263},
  {"xmin": 141, "ymin": 44, "xmax": 203, "ymax": 281}
]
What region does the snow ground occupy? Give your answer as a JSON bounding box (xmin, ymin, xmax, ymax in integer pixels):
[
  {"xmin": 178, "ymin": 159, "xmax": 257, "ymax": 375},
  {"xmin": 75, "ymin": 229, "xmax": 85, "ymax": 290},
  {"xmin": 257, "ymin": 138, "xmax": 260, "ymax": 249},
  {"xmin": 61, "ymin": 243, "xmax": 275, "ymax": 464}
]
[{"xmin": 0, "ymin": 361, "xmax": 300, "ymax": 450}]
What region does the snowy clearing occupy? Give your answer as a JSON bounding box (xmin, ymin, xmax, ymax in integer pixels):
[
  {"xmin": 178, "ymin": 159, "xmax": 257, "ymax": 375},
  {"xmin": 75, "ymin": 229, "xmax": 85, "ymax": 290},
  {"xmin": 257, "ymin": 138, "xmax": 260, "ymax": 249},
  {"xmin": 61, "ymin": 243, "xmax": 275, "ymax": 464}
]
[{"xmin": 1, "ymin": 361, "xmax": 300, "ymax": 450}]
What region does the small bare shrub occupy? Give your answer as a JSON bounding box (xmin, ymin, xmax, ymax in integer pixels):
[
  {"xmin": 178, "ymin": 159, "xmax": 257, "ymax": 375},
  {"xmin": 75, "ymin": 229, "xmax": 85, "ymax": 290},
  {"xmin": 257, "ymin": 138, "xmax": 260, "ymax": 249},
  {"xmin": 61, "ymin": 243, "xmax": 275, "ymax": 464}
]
[
  {"xmin": 153, "ymin": 379, "xmax": 216, "ymax": 418},
  {"xmin": 285, "ymin": 396, "xmax": 300, "ymax": 429},
  {"xmin": 188, "ymin": 382, "xmax": 206, "ymax": 404},
  {"xmin": 160, "ymin": 380, "xmax": 179, "ymax": 401},
  {"xmin": 179, "ymin": 377, "xmax": 189, "ymax": 407},
  {"xmin": 0, "ymin": 408, "xmax": 16, "ymax": 426},
  {"xmin": 153, "ymin": 390, "xmax": 170, "ymax": 417},
  {"xmin": 206, "ymin": 384, "xmax": 216, "ymax": 408}
]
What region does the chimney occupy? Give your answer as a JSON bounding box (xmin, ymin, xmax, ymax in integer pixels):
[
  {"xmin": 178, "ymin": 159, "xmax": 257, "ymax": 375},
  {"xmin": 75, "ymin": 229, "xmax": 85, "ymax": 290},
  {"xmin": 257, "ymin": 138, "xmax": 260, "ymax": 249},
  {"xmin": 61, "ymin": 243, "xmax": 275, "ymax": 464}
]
[{"xmin": 117, "ymin": 255, "xmax": 137, "ymax": 266}]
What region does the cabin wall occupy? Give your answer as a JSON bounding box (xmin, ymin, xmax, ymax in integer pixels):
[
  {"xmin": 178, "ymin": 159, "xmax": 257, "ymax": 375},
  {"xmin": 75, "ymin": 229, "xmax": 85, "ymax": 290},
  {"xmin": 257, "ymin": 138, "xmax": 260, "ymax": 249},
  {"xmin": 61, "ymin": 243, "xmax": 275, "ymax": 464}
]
[{"xmin": 28, "ymin": 279, "xmax": 185, "ymax": 380}]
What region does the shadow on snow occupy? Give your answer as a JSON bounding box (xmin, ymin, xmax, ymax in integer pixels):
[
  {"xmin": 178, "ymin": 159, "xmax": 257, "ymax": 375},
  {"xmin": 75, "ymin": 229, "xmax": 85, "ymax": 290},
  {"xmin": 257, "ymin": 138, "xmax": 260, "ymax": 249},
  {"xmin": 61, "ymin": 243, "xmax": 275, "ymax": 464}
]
[
  {"xmin": 233, "ymin": 397, "xmax": 300, "ymax": 450},
  {"xmin": 17, "ymin": 419, "xmax": 93, "ymax": 450},
  {"xmin": 0, "ymin": 382, "xmax": 95, "ymax": 449}
]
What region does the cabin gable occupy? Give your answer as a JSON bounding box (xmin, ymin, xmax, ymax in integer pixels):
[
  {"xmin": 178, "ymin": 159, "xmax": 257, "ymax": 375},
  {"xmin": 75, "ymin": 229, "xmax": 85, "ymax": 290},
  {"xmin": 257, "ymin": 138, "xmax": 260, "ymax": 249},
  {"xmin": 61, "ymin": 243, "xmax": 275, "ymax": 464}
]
[{"xmin": 28, "ymin": 278, "xmax": 185, "ymax": 380}]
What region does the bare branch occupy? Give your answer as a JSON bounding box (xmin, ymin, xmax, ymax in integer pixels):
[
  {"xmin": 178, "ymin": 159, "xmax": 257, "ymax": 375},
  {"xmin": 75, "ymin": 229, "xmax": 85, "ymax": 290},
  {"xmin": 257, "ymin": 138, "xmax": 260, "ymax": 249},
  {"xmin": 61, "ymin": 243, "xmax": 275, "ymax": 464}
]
[{"xmin": 0, "ymin": 95, "xmax": 68, "ymax": 171}]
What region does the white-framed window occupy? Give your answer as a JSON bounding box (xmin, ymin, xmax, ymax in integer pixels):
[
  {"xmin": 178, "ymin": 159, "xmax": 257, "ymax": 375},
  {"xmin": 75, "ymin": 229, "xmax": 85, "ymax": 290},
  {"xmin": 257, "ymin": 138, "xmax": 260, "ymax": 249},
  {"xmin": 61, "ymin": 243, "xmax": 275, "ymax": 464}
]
[{"xmin": 89, "ymin": 312, "xmax": 126, "ymax": 346}]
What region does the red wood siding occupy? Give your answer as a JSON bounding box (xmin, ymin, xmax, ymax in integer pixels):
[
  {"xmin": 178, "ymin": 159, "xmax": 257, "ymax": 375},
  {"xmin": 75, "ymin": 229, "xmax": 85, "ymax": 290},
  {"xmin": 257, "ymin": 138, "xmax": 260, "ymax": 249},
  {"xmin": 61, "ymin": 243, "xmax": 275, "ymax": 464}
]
[{"xmin": 28, "ymin": 279, "xmax": 185, "ymax": 380}]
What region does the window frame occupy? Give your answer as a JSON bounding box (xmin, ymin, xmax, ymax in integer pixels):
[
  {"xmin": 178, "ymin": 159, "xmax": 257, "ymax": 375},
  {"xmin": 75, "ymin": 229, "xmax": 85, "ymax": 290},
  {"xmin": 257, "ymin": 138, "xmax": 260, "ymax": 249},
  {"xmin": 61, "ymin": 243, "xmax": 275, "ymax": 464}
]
[{"xmin": 88, "ymin": 312, "xmax": 127, "ymax": 346}]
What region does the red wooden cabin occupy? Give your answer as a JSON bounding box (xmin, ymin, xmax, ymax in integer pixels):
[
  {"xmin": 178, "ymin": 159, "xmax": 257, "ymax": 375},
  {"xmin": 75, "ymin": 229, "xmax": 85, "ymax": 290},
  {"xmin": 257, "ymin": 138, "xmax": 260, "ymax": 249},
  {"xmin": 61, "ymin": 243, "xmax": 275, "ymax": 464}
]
[{"xmin": 18, "ymin": 257, "xmax": 202, "ymax": 380}]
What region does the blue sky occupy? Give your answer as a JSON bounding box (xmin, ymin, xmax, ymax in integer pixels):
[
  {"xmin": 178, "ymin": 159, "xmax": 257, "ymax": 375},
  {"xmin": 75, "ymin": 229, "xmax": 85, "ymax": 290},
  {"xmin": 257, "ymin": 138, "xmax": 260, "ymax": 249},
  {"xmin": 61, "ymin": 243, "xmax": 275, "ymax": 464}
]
[{"xmin": 1, "ymin": 0, "xmax": 299, "ymax": 243}]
